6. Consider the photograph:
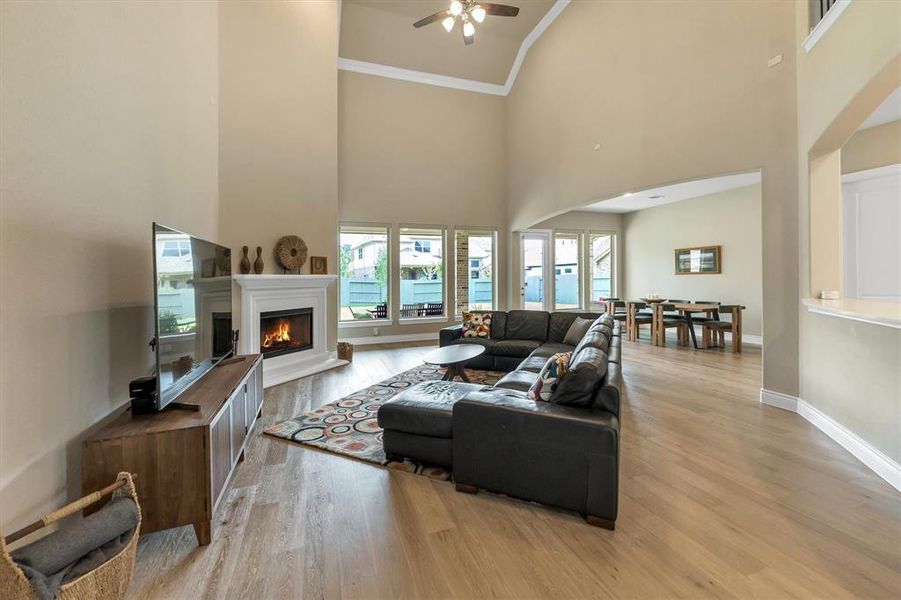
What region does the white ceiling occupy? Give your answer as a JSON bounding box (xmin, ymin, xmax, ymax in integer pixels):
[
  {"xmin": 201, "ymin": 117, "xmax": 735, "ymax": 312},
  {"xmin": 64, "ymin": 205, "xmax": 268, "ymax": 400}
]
[
  {"xmin": 581, "ymin": 172, "xmax": 762, "ymax": 214},
  {"xmin": 858, "ymin": 86, "xmax": 901, "ymax": 131}
]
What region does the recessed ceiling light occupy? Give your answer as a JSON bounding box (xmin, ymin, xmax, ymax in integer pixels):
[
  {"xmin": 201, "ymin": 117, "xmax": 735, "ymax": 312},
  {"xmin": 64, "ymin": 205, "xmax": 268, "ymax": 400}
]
[{"xmin": 649, "ymin": 194, "xmax": 664, "ymax": 199}]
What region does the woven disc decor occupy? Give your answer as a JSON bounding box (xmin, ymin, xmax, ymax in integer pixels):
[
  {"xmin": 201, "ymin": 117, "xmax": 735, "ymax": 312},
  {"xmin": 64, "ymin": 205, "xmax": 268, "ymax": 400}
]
[{"xmin": 275, "ymin": 235, "xmax": 308, "ymax": 273}]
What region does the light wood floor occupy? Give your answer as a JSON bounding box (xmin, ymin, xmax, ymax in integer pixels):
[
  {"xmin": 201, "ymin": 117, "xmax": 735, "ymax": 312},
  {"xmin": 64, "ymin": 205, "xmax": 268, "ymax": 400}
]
[{"xmin": 129, "ymin": 337, "xmax": 901, "ymax": 599}]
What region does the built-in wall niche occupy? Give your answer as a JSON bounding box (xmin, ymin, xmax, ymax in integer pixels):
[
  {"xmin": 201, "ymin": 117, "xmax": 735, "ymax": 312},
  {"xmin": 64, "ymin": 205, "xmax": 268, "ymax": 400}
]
[{"xmin": 842, "ymin": 165, "xmax": 901, "ymax": 300}]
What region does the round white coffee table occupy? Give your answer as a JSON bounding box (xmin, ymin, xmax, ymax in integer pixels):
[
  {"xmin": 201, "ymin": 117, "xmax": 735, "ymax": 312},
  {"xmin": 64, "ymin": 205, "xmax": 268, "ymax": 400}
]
[{"xmin": 423, "ymin": 345, "xmax": 486, "ymax": 383}]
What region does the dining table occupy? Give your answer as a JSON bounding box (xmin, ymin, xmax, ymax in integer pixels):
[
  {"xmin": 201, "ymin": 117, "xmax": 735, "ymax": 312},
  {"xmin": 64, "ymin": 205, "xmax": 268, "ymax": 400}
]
[{"xmin": 653, "ymin": 303, "xmax": 722, "ymax": 349}]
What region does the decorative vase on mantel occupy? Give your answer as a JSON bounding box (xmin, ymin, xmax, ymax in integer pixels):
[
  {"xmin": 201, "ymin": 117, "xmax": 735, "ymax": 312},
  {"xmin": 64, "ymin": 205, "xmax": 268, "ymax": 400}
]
[
  {"xmin": 253, "ymin": 246, "xmax": 264, "ymax": 274},
  {"xmin": 240, "ymin": 246, "xmax": 252, "ymax": 274}
]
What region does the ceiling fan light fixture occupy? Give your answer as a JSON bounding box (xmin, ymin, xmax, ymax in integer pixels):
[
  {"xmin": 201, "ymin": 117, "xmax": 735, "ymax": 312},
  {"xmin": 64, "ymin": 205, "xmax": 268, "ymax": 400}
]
[
  {"xmin": 463, "ymin": 21, "xmax": 475, "ymax": 37},
  {"xmin": 471, "ymin": 6, "xmax": 486, "ymax": 23},
  {"xmin": 441, "ymin": 16, "xmax": 455, "ymax": 32},
  {"xmin": 449, "ymin": 1, "xmax": 463, "ymax": 17}
]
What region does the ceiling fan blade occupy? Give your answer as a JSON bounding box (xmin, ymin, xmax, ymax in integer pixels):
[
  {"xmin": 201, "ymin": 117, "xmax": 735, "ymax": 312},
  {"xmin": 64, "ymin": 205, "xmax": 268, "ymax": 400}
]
[
  {"xmin": 480, "ymin": 3, "xmax": 520, "ymax": 17},
  {"xmin": 413, "ymin": 9, "xmax": 450, "ymax": 28}
]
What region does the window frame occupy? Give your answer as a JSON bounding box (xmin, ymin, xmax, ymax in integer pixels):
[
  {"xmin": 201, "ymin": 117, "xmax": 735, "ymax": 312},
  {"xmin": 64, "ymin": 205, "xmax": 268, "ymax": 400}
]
[
  {"xmin": 553, "ymin": 230, "xmax": 584, "ymax": 311},
  {"xmin": 454, "ymin": 227, "xmax": 498, "ymax": 316},
  {"xmin": 588, "ymin": 230, "xmax": 618, "ymax": 309},
  {"xmin": 337, "ymin": 222, "xmax": 393, "ymax": 326},
  {"xmin": 398, "ymin": 224, "xmax": 448, "ymax": 323}
]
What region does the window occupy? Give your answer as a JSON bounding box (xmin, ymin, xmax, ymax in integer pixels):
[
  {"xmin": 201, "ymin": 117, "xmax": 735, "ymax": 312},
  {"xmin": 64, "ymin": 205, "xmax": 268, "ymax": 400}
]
[
  {"xmin": 590, "ymin": 232, "xmax": 616, "ymax": 309},
  {"xmin": 554, "ymin": 232, "xmax": 581, "ymax": 309},
  {"xmin": 455, "ymin": 230, "xmax": 496, "ymax": 314},
  {"xmin": 339, "ymin": 225, "xmax": 389, "ymax": 322},
  {"xmin": 400, "ymin": 227, "xmax": 445, "ymax": 318},
  {"xmin": 161, "ymin": 240, "xmax": 191, "ymax": 257}
]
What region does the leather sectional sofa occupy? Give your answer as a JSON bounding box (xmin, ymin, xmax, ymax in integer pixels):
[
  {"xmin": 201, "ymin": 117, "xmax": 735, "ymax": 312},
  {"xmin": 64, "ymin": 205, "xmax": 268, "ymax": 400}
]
[{"xmin": 378, "ymin": 310, "xmax": 623, "ymax": 529}]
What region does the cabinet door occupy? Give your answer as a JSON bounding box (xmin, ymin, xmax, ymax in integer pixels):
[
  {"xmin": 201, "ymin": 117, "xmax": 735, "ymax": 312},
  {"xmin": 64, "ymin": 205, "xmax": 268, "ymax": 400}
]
[
  {"xmin": 209, "ymin": 404, "xmax": 232, "ymax": 507},
  {"xmin": 245, "ymin": 371, "xmax": 256, "ymax": 431},
  {"xmin": 254, "ymin": 361, "xmax": 264, "ymax": 415},
  {"xmin": 230, "ymin": 385, "xmax": 247, "ymax": 463}
]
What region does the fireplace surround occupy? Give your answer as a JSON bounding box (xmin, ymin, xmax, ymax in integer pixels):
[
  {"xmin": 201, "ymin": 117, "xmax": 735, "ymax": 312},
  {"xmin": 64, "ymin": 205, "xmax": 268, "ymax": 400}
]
[{"xmin": 234, "ymin": 274, "xmax": 346, "ymax": 388}]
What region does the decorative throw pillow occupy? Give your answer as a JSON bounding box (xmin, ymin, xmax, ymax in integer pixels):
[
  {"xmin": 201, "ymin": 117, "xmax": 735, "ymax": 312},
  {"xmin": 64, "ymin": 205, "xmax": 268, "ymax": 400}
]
[
  {"xmin": 462, "ymin": 312, "xmax": 492, "ymax": 338},
  {"xmin": 563, "ymin": 317, "xmax": 594, "ymax": 346},
  {"xmin": 526, "ymin": 352, "xmax": 572, "ymax": 402}
]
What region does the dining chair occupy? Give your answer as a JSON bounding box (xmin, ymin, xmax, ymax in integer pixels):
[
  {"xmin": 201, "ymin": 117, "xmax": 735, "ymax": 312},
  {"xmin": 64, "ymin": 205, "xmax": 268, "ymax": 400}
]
[
  {"xmin": 627, "ymin": 301, "xmax": 654, "ymax": 342},
  {"xmin": 701, "ymin": 304, "xmax": 745, "ymax": 353},
  {"xmin": 655, "ymin": 303, "xmax": 688, "ymax": 346}
]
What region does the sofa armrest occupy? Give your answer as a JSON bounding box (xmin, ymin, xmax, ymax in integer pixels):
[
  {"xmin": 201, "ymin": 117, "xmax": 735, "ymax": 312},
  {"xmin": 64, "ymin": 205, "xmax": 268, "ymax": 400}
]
[
  {"xmin": 439, "ymin": 323, "xmax": 463, "ymax": 347},
  {"xmin": 452, "ymin": 388, "xmax": 619, "ymax": 521}
]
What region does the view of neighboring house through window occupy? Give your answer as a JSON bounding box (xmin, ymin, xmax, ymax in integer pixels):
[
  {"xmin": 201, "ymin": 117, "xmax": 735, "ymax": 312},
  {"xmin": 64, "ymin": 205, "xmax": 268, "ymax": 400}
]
[
  {"xmin": 339, "ymin": 225, "xmax": 389, "ymax": 322},
  {"xmin": 590, "ymin": 232, "xmax": 615, "ymax": 309},
  {"xmin": 455, "ymin": 230, "xmax": 495, "ymax": 314},
  {"xmin": 554, "ymin": 232, "xmax": 582, "ymax": 309},
  {"xmin": 399, "ymin": 227, "xmax": 445, "ymax": 318}
]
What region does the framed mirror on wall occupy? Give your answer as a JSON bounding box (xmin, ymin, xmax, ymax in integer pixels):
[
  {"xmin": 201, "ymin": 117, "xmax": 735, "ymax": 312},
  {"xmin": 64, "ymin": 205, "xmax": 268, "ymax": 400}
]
[{"xmin": 674, "ymin": 245, "xmax": 721, "ymax": 275}]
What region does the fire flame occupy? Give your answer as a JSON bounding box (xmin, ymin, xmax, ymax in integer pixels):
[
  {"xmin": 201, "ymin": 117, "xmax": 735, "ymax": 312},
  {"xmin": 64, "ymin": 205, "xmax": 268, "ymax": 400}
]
[{"xmin": 262, "ymin": 321, "xmax": 291, "ymax": 349}]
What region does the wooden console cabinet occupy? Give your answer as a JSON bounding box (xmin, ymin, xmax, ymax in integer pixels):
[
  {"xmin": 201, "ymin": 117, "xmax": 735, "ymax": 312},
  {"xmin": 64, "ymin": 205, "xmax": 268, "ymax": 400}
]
[{"xmin": 82, "ymin": 355, "xmax": 263, "ymax": 545}]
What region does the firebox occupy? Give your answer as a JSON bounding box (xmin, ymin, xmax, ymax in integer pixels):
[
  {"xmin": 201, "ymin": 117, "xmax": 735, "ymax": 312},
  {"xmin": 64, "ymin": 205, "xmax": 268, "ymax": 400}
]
[{"xmin": 259, "ymin": 308, "xmax": 313, "ymax": 359}]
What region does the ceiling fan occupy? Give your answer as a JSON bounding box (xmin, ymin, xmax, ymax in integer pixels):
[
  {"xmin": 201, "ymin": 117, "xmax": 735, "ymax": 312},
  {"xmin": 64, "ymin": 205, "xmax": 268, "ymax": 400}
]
[{"xmin": 413, "ymin": 1, "xmax": 520, "ymax": 46}]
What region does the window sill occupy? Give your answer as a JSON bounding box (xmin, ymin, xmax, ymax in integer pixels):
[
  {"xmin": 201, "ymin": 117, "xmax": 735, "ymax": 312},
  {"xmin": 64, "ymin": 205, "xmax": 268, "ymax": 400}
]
[
  {"xmin": 398, "ymin": 316, "xmax": 450, "ymax": 325},
  {"xmin": 339, "ymin": 319, "xmax": 395, "ymax": 329},
  {"xmin": 803, "ymin": 297, "xmax": 901, "ymax": 330}
]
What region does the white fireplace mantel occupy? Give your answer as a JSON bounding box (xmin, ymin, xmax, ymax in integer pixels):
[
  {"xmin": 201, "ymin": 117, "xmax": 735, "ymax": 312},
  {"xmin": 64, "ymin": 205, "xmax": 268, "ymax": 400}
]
[{"xmin": 234, "ymin": 274, "xmax": 346, "ymax": 388}]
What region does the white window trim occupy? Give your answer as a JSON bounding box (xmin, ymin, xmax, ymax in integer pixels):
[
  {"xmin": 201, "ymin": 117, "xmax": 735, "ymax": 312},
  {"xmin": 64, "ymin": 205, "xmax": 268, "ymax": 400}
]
[
  {"xmin": 398, "ymin": 224, "xmax": 448, "ymax": 321},
  {"xmin": 454, "ymin": 227, "xmax": 499, "ymax": 316},
  {"xmin": 337, "ymin": 222, "xmax": 392, "ymax": 324},
  {"xmin": 803, "ymin": 0, "xmax": 852, "ymax": 54}
]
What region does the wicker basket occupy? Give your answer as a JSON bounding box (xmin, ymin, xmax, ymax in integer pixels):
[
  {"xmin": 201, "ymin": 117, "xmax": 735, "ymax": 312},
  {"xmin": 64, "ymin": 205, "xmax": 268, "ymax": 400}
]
[
  {"xmin": 1, "ymin": 472, "xmax": 142, "ymax": 600},
  {"xmin": 337, "ymin": 341, "xmax": 354, "ymax": 362}
]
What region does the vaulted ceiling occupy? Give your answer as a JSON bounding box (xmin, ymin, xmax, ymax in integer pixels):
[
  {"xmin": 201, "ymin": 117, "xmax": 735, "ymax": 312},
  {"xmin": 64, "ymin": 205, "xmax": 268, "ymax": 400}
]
[{"xmin": 340, "ymin": 0, "xmax": 557, "ymax": 85}]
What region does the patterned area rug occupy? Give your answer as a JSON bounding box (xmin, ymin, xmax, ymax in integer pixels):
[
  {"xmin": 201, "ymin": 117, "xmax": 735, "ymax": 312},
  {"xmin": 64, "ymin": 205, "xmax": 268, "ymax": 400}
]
[{"xmin": 264, "ymin": 364, "xmax": 503, "ymax": 479}]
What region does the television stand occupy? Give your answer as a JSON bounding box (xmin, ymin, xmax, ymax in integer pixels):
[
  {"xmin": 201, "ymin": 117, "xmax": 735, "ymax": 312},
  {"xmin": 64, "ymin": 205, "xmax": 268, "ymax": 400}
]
[
  {"xmin": 166, "ymin": 401, "xmax": 201, "ymax": 412},
  {"xmin": 82, "ymin": 354, "xmax": 263, "ymax": 546}
]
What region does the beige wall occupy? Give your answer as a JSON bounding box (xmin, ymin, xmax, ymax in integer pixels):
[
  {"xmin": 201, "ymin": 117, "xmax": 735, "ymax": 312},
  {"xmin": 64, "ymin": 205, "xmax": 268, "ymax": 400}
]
[
  {"xmin": 796, "ymin": 1, "xmax": 901, "ymax": 462},
  {"xmin": 0, "ymin": 1, "xmax": 219, "ymax": 531},
  {"xmin": 218, "ymin": 0, "xmax": 339, "ymax": 348},
  {"xmin": 841, "ymin": 119, "xmax": 901, "ymax": 174},
  {"xmin": 622, "ymin": 186, "xmax": 763, "ymax": 337},
  {"xmin": 506, "ymin": 0, "xmax": 799, "ymax": 395},
  {"xmin": 338, "ymin": 71, "xmax": 508, "ymax": 337}
]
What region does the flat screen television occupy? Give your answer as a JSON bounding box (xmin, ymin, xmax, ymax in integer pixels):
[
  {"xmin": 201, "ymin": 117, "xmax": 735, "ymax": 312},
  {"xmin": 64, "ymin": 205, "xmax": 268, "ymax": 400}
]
[{"xmin": 152, "ymin": 223, "xmax": 232, "ymax": 410}]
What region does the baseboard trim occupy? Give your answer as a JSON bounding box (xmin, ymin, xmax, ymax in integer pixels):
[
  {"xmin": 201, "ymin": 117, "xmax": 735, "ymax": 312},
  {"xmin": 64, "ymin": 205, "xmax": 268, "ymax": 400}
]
[
  {"xmin": 341, "ymin": 332, "xmax": 436, "ymax": 347},
  {"xmin": 760, "ymin": 388, "xmax": 900, "ymax": 491},
  {"xmin": 759, "ymin": 388, "xmax": 799, "ymax": 411}
]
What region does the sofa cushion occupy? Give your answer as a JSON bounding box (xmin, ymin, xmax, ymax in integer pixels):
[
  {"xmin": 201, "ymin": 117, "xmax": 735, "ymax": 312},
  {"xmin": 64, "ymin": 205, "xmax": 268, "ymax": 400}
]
[
  {"xmin": 526, "ymin": 352, "xmax": 572, "ymax": 402},
  {"xmin": 546, "ymin": 312, "xmax": 597, "ymax": 343},
  {"xmin": 563, "ymin": 317, "xmax": 595, "ymax": 346},
  {"xmin": 494, "ymin": 369, "xmax": 540, "ymax": 393},
  {"xmin": 488, "ymin": 311, "xmax": 507, "ymax": 339},
  {"xmin": 450, "ymin": 337, "xmax": 497, "ymax": 355},
  {"xmin": 378, "ymin": 380, "xmax": 484, "ymax": 438},
  {"xmin": 505, "ymin": 310, "xmax": 549, "ymax": 342},
  {"xmin": 462, "ymin": 312, "xmax": 492, "ymax": 338},
  {"xmin": 493, "ymin": 339, "xmax": 541, "ymax": 358},
  {"xmin": 573, "ymin": 330, "xmax": 611, "ymax": 355},
  {"xmin": 518, "ymin": 355, "xmax": 551, "ymax": 373},
  {"xmin": 550, "ymin": 347, "xmax": 609, "ymax": 408},
  {"xmin": 531, "ymin": 342, "xmax": 575, "ymax": 359}
]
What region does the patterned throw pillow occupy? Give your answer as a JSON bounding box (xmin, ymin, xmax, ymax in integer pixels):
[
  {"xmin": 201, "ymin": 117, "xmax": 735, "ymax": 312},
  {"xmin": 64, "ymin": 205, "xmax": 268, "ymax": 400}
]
[
  {"xmin": 462, "ymin": 312, "xmax": 492, "ymax": 338},
  {"xmin": 526, "ymin": 352, "xmax": 572, "ymax": 402}
]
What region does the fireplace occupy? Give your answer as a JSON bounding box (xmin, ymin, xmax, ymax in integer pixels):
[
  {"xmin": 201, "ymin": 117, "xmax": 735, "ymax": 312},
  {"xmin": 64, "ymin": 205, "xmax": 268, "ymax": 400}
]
[
  {"xmin": 259, "ymin": 308, "xmax": 313, "ymax": 359},
  {"xmin": 212, "ymin": 312, "xmax": 233, "ymax": 358}
]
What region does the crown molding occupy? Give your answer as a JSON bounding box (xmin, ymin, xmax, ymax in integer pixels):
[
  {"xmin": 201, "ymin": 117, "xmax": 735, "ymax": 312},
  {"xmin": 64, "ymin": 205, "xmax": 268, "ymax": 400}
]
[
  {"xmin": 337, "ymin": 0, "xmax": 571, "ymax": 97},
  {"xmin": 338, "ymin": 57, "xmax": 507, "ymax": 96}
]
